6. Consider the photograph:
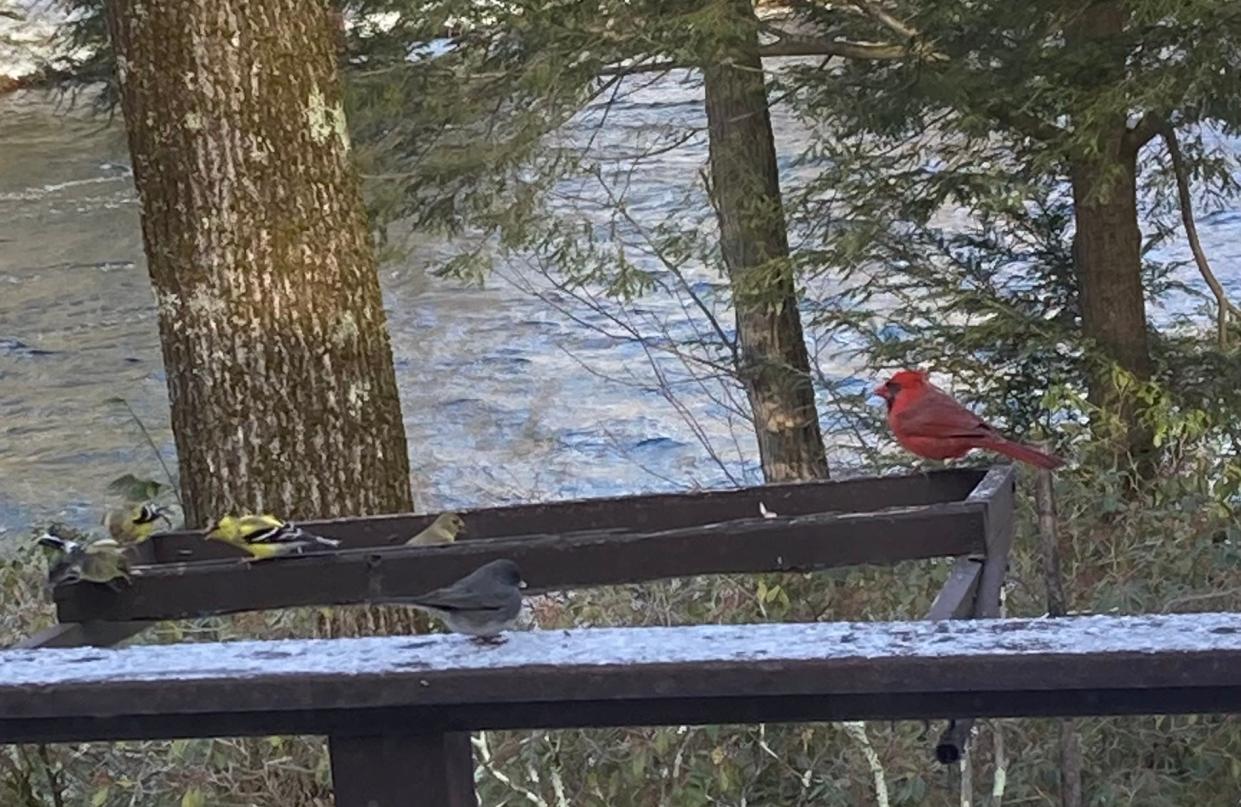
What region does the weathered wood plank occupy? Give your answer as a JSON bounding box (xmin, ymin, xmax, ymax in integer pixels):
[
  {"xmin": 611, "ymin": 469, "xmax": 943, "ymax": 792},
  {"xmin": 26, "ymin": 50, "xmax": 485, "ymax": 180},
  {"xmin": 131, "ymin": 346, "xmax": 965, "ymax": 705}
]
[
  {"xmin": 1, "ymin": 613, "xmax": 1239, "ymax": 743},
  {"xmin": 141, "ymin": 468, "xmax": 987, "ymax": 563},
  {"xmin": 935, "ymin": 465, "xmax": 1018, "ymax": 763},
  {"xmin": 329, "ymin": 732, "xmax": 478, "ymax": 807},
  {"xmin": 56, "ymin": 502, "xmax": 987, "ymax": 622},
  {"xmin": 971, "ymin": 465, "xmax": 1016, "ymax": 619},
  {"xmin": 924, "ymin": 558, "xmax": 982, "ymax": 621}
]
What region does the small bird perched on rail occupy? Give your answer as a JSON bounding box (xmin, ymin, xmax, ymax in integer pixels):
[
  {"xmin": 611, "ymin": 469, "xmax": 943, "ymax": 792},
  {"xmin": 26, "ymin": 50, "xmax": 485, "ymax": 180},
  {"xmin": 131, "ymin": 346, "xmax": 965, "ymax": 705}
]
[
  {"xmin": 103, "ymin": 502, "xmax": 173, "ymax": 544},
  {"xmin": 204, "ymin": 514, "xmax": 340, "ymax": 561},
  {"xmin": 37, "ymin": 531, "xmax": 132, "ymax": 590},
  {"xmin": 876, "ymin": 369, "xmax": 1065, "ymax": 470},
  {"xmin": 406, "ymin": 512, "xmax": 466, "ymax": 546},
  {"xmin": 390, "ymin": 559, "xmax": 527, "ymax": 643}
]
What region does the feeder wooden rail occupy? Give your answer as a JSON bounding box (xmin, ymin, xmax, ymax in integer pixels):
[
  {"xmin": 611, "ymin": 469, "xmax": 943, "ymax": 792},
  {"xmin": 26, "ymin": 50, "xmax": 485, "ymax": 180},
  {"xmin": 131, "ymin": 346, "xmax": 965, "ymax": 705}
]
[
  {"xmin": 2, "ymin": 613, "xmax": 1241, "ymax": 804},
  {"xmin": 131, "ymin": 467, "xmax": 990, "ymax": 563},
  {"xmin": 49, "ymin": 466, "xmax": 1007, "ymax": 626},
  {"xmin": 56, "ymin": 502, "xmax": 987, "ymax": 623}
]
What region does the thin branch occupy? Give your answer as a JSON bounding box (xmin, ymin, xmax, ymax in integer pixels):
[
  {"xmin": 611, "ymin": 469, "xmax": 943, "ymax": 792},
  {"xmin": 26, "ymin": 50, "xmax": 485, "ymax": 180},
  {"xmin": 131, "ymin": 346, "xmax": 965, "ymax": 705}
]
[
  {"xmin": 1059, "ymin": 720, "xmax": 1083, "ymax": 807},
  {"xmin": 1035, "ymin": 469, "xmax": 1068, "ymax": 617},
  {"xmin": 1123, "ymin": 110, "xmax": 1164, "ymax": 154},
  {"xmin": 1163, "ymin": 587, "xmax": 1241, "ymax": 610},
  {"xmin": 759, "ymin": 35, "xmax": 911, "ymax": 60},
  {"xmin": 472, "ymin": 732, "xmax": 550, "ymax": 806},
  {"xmin": 1161, "ymin": 122, "xmax": 1240, "ymax": 347},
  {"xmin": 958, "ymin": 740, "xmax": 974, "ymax": 807},
  {"xmin": 983, "ymin": 103, "xmax": 1066, "ymax": 143},
  {"xmin": 1036, "ymin": 471, "xmax": 1082, "ymax": 807},
  {"xmin": 35, "ymin": 745, "xmax": 63, "ymax": 807},
  {"xmin": 848, "ymin": 0, "xmax": 919, "ymax": 40},
  {"xmin": 990, "ymin": 589, "xmax": 1008, "ymax": 806},
  {"xmin": 598, "ymin": 32, "xmax": 921, "ymax": 77},
  {"xmin": 598, "ymin": 58, "xmax": 683, "ymax": 77},
  {"xmin": 842, "ymin": 722, "xmax": 890, "ymax": 807},
  {"xmin": 109, "ymin": 397, "xmax": 182, "ymax": 510}
]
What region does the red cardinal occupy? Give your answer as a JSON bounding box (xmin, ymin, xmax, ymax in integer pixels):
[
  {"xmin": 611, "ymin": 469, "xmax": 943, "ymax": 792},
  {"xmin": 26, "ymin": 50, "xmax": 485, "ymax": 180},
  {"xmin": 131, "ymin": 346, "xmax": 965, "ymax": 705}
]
[{"xmin": 875, "ymin": 369, "xmax": 1065, "ymax": 470}]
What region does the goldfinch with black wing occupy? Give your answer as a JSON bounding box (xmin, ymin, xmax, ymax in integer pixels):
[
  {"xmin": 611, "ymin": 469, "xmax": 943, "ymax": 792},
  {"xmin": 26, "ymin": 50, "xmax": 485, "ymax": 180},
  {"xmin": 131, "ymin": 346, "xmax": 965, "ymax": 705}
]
[
  {"xmin": 204, "ymin": 514, "xmax": 340, "ymax": 560},
  {"xmin": 103, "ymin": 502, "xmax": 173, "ymax": 543},
  {"xmin": 38, "ymin": 531, "xmax": 132, "ymax": 590}
]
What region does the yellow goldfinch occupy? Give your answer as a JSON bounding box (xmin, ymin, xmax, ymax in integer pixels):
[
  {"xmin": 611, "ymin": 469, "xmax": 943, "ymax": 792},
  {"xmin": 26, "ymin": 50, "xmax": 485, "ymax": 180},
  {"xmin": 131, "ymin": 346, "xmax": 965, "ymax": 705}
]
[
  {"xmin": 103, "ymin": 502, "xmax": 173, "ymax": 543},
  {"xmin": 204, "ymin": 514, "xmax": 340, "ymax": 560},
  {"xmin": 406, "ymin": 512, "xmax": 466, "ymax": 546},
  {"xmin": 38, "ymin": 532, "xmax": 132, "ymax": 590}
]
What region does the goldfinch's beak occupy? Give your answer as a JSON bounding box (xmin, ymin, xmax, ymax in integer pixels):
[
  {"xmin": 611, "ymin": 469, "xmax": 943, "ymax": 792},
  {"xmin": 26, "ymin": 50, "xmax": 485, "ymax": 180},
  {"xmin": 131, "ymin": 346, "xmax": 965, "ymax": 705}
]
[{"xmin": 519, "ymin": 580, "xmax": 528, "ymax": 589}]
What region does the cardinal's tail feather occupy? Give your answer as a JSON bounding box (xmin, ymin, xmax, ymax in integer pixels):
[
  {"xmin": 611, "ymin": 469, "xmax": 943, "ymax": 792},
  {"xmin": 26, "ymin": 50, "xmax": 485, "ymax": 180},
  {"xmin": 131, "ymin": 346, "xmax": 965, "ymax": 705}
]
[{"xmin": 987, "ymin": 438, "xmax": 1066, "ymax": 470}]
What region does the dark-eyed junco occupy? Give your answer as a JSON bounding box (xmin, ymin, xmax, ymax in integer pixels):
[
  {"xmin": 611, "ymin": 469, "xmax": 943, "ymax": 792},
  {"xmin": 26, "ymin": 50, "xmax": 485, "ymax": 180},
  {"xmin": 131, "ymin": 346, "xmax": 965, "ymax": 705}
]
[{"xmin": 395, "ymin": 559, "xmax": 527, "ymax": 642}]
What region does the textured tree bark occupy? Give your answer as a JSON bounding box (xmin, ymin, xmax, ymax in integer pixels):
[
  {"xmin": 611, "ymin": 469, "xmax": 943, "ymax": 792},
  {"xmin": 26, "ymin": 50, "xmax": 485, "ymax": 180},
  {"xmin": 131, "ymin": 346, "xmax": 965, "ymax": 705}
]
[
  {"xmin": 105, "ymin": 0, "xmax": 413, "ymax": 524},
  {"xmin": 702, "ymin": 0, "xmax": 830, "ymax": 483},
  {"xmin": 1066, "ymin": 1, "xmax": 1155, "ymax": 465}
]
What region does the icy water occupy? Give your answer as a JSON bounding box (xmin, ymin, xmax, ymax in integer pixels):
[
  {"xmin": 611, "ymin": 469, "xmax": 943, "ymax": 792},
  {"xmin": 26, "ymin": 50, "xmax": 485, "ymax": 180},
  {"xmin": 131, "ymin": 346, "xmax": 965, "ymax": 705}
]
[{"xmin": 1, "ymin": 74, "xmax": 1239, "ymax": 540}]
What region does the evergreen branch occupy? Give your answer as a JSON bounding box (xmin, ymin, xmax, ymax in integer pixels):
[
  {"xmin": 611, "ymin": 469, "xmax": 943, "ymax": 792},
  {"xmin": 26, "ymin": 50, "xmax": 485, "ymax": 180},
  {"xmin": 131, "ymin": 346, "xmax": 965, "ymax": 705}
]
[
  {"xmin": 759, "ymin": 34, "xmax": 910, "ymax": 60},
  {"xmin": 846, "ymin": 0, "xmax": 918, "ymax": 41},
  {"xmin": 598, "ymin": 35, "xmax": 916, "ymax": 77},
  {"xmin": 1161, "ymin": 122, "xmax": 1240, "ymax": 346},
  {"xmin": 981, "ymin": 104, "xmax": 1065, "ymax": 143}
]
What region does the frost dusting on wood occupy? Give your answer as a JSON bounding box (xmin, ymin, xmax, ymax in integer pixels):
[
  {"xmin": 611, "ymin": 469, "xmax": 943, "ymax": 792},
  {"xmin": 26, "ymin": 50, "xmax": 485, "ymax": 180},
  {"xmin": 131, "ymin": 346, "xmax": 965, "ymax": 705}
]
[{"xmin": 4, "ymin": 613, "xmax": 1241, "ymax": 688}]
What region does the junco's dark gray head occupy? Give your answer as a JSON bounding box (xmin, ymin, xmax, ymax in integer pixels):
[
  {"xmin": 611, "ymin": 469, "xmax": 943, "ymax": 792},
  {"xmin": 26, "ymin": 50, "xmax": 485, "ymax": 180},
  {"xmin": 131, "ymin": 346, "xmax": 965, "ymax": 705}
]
[{"xmin": 480, "ymin": 559, "xmax": 527, "ymax": 590}]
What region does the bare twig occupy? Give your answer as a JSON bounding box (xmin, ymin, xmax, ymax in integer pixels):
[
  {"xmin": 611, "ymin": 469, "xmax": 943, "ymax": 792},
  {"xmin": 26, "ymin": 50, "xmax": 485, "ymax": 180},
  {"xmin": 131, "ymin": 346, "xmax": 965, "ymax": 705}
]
[
  {"xmin": 759, "ymin": 35, "xmax": 911, "ymax": 60},
  {"xmin": 1161, "ymin": 123, "xmax": 1240, "ymax": 347},
  {"xmin": 1036, "ymin": 470, "xmax": 1082, "ymax": 807},
  {"xmin": 599, "ymin": 31, "xmax": 924, "ymax": 77},
  {"xmin": 34, "ymin": 745, "xmax": 63, "ymax": 807},
  {"xmin": 107, "ymin": 397, "xmax": 183, "ymax": 509},
  {"xmin": 989, "ymin": 589, "xmax": 1008, "ymax": 807},
  {"xmin": 842, "ymin": 722, "xmax": 890, "ymax": 807},
  {"xmin": 472, "ymin": 731, "xmax": 550, "ymax": 806},
  {"xmin": 1059, "ymin": 721, "xmax": 1083, "ymax": 807},
  {"xmin": 1163, "ymin": 587, "xmax": 1241, "ymax": 610},
  {"xmin": 1035, "ymin": 470, "xmax": 1068, "ymax": 617},
  {"xmin": 959, "ymin": 742, "xmax": 974, "ymax": 807},
  {"xmin": 848, "ymin": 0, "xmax": 919, "ymax": 40}
]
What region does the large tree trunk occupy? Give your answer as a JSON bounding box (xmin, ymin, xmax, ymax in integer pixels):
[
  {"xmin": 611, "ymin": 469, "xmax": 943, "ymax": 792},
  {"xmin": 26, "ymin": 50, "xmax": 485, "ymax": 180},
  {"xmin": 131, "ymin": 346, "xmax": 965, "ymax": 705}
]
[
  {"xmin": 105, "ymin": 0, "xmax": 413, "ymax": 524},
  {"xmin": 1066, "ymin": 1, "xmax": 1155, "ymax": 465},
  {"xmin": 702, "ymin": 0, "xmax": 830, "ymax": 483},
  {"xmin": 1070, "ymin": 152, "xmax": 1154, "ymax": 458}
]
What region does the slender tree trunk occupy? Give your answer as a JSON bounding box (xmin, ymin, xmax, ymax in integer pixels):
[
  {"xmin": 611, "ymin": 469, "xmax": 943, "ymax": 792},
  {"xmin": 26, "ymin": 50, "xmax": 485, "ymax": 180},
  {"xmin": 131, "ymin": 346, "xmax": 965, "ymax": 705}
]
[
  {"xmin": 105, "ymin": 0, "xmax": 413, "ymax": 524},
  {"xmin": 702, "ymin": 0, "xmax": 829, "ymax": 483},
  {"xmin": 1066, "ymin": 1, "xmax": 1155, "ymax": 465}
]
